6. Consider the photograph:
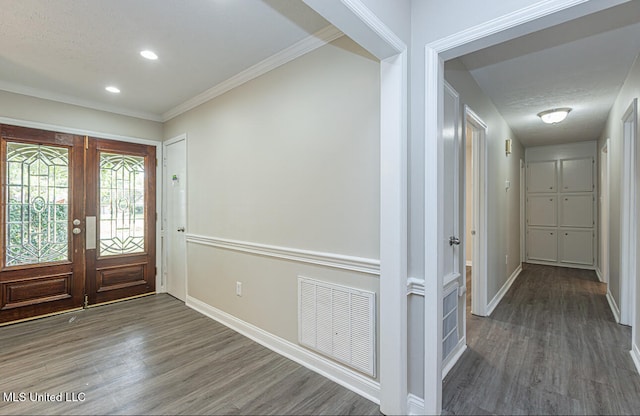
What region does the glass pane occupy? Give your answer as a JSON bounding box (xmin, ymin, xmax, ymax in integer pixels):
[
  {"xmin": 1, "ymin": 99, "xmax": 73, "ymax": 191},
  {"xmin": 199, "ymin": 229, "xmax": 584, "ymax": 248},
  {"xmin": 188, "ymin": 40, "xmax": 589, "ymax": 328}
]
[
  {"xmin": 99, "ymin": 152, "xmax": 145, "ymax": 256},
  {"xmin": 5, "ymin": 142, "xmax": 70, "ymax": 266}
]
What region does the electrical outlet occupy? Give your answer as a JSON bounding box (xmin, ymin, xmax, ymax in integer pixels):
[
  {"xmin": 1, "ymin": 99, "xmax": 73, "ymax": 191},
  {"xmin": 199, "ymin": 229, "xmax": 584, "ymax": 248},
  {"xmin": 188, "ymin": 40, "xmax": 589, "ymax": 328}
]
[{"xmin": 236, "ymin": 281, "xmax": 242, "ymax": 297}]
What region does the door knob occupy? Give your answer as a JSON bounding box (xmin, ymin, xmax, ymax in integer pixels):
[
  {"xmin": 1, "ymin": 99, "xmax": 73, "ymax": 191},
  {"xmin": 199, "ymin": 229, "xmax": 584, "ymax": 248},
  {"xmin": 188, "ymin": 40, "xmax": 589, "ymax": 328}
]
[
  {"xmin": 449, "ymin": 236, "xmax": 460, "ymax": 246},
  {"xmin": 72, "ymin": 228, "xmax": 81, "ymax": 235},
  {"xmin": 177, "ymin": 227, "xmax": 185, "ymax": 232}
]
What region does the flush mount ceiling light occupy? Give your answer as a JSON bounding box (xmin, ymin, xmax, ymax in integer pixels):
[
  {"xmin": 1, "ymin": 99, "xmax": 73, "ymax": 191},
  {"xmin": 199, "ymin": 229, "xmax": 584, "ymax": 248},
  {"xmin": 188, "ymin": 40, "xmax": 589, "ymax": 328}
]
[
  {"xmin": 105, "ymin": 86, "xmax": 121, "ymax": 94},
  {"xmin": 140, "ymin": 50, "xmax": 158, "ymax": 60},
  {"xmin": 537, "ymin": 108, "xmax": 571, "ymax": 124}
]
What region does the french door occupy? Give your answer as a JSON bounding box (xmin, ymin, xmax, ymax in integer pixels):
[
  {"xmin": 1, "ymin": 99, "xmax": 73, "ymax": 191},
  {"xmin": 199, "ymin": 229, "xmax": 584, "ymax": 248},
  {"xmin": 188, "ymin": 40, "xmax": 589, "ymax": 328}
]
[{"xmin": 0, "ymin": 125, "xmax": 156, "ymax": 324}]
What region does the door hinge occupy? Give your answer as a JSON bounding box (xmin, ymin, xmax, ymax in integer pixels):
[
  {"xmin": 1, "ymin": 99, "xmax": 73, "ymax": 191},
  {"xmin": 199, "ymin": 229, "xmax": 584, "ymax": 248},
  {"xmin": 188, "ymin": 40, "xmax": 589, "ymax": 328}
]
[{"xmin": 83, "ymin": 294, "xmax": 88, "ymax": 309}]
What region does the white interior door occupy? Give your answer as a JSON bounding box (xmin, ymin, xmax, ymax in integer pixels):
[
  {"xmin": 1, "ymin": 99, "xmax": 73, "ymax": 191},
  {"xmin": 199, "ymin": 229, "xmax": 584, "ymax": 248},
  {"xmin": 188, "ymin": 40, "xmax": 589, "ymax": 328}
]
[
  {"xmin": 443, "ymin": 82, "xmax": 461, "ymax": 288},
  {"xmin": 164, "ymin": 136, "xmax": 187, "ymax": 302},
  {"xmin": 442, "ymin": 82, "xmax": 461, "ymax": 368}
]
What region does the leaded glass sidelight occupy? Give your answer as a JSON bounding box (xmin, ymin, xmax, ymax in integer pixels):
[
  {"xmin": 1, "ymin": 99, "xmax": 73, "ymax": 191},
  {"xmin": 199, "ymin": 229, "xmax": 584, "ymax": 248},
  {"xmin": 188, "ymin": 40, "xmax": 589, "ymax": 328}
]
[
  {"xmin": 5, "ymin": 142, "xmax": 70, "ymax": 266},
  {"xmin": 99, "ymin": 152, "xmax": 145, "ymax": 256}
]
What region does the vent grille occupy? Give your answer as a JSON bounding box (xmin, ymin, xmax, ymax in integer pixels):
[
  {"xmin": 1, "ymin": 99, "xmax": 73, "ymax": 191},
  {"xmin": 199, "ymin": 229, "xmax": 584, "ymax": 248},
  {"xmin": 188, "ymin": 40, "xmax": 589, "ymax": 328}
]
[
  {"xmin": 298, "ymin": 277, "xmax": 376, "ymax": 377},
  {"xmin": 443, "ymin": 283, "xmax": 459, "ymax": 360}
]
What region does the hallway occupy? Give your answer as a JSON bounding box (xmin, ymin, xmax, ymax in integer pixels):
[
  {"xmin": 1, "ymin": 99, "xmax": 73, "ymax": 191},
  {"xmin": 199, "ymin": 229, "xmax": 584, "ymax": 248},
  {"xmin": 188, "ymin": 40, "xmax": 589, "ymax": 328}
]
[{"xmin": 443, "ymin": 264, "xmax": 640, "ymax": 415}]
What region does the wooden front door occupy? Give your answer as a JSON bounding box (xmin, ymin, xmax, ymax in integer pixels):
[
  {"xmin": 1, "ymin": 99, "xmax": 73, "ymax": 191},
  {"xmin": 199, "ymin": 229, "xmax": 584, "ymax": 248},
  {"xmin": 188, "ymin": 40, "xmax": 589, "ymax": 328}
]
[
  {"xmin": 0, "ymin": 125, "xmax": 156, "ymax": 324},
  {"xmin": 85, "ymin": 138, "xmax": 156, "ymax": 305},
  {"xmin": 0, "ymin": 125, "xmax": 85, "ymax": 324}
]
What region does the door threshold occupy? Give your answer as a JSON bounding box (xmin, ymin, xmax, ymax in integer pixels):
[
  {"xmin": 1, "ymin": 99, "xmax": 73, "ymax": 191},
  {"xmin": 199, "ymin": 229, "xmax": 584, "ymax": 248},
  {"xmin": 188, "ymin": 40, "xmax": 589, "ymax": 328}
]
[
  {"xmin": 0, "ymin": 307, "xmax": 84, "ymax": 327},
  {"xmin": 87, "ymin": 292, "xmax": 156, "ymax": 308}
]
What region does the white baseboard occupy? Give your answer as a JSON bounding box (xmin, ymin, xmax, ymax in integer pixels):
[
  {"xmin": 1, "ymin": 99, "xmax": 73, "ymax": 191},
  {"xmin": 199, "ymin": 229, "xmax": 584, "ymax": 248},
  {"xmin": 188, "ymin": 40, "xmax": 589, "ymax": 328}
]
[
  {"xmin": 606, "ymin": 289, "xmax": 621, "ymax": 323},
  {"xmin": 487, "ymin": 264, "xmax": 522, "ymax": 316},
  {"xmin": 407, "ymin": 393, "xmax": 425, "ymax": 416},
  {"xmin": 442, "ymin": 337, "xmax": 467, "ymax": 379},
  {"xmin": 631, "ymin": 343, "xmax": 640, "ymax": 375},
  {"xmin": 595, "ymin": 267, "xmax": 604, "ymax": 283},
  {"xmin": 186, "ymin": 295, "xmax": 380, "ymax": 404},
  {"xmin": 525, "ymin": 259, "xmax": 595, "ymax": 271}
]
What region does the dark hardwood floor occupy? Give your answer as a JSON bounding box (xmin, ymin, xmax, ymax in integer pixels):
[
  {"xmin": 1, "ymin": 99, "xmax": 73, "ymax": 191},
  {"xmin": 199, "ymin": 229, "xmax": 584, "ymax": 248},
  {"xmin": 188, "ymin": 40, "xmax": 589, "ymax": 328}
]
[
  {"xmin": 443, "ymin": 263, "xmax": 640, "ymax": 415},
  {"xmin": 0, "ymin": 294, "xmax": 380, "ymax": 415}
]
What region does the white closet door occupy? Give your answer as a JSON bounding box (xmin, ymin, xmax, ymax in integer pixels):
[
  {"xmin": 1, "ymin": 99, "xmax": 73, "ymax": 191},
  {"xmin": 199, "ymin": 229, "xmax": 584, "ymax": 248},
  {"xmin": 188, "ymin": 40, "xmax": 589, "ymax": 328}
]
[
  {"xmin": 560, "ymin": 195, "xmax": 593, "ymax": 228},
  {"xmin": 527, "ymin": 228, "xmax": 558, "ymax": 262},
  {"xmin": 527, "ymin": 161, "xmax": 557, "ymax": 193},
  {"xmin": 559, "ymin": 230, "xmax": 593, "ymax": 265},
  {"xmin": 528, "ymin": 196, "xmax": 557, "ymax": 226},
  {"xmin": 560, "ymin": 158, "xmax": 593, "ymax": 192}
]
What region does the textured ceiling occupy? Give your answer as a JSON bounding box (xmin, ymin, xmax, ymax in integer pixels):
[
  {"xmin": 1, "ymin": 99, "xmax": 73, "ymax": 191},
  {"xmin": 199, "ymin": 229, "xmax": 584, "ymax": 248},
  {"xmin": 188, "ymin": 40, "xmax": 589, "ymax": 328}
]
[
  {"xmin": 0, "ymin": 0, "xmax": 329, "ymax": 121},
  {"xmin": 459, "ymin": 1, "xmax": 640, "ymax": 148}
]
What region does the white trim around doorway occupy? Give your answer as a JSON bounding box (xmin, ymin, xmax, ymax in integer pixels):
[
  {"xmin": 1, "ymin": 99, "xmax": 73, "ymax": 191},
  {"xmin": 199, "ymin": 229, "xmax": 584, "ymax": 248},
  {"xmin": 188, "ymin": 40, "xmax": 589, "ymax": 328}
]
[
  {"xmin": 422, "ymin": 1, "xmax": 623, "ymax": 413},
  {"xmin": 620, "ymin": 99, "xmax": 637, "ymax": 328}
]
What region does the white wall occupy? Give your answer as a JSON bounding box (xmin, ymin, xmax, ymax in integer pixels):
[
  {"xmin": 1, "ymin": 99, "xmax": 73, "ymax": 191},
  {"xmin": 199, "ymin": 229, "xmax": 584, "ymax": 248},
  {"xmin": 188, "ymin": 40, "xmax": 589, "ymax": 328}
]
[
  {"xmin": 445, "ymin": 59, "xmax": 523, "ymax": 302},
  {"xmin": 164, "ymin": 36, "xmax": 381, "ymax": 375},
  {"xmin": 0, "ymin": 90, "xmax": 163, "ymax": 141},
  {"xmin": 598, "ymin": 53, "xmax": 640, "ymax": 347}
]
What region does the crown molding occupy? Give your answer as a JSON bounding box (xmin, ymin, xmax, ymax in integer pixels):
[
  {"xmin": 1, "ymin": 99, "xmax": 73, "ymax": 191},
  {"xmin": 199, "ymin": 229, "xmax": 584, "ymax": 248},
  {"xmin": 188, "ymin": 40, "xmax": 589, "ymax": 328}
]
[
  {"xmin": 428, "ymin": 0, "xmax": 591, "ymax": 55},
  {"xmin": 0, "ymin": 81, "xmax": 163, "ymax": 122},
  {"xmin": 162, "ymin": 25, "xmax": 344, "ymax": 122}
]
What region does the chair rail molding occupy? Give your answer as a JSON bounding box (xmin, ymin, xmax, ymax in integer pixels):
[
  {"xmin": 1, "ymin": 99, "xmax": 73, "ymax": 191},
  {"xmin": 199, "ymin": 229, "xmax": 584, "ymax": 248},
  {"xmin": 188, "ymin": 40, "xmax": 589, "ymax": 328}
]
[{"xmin": 185, "ymin": 233, "xmax": 380, "ymax": 276}]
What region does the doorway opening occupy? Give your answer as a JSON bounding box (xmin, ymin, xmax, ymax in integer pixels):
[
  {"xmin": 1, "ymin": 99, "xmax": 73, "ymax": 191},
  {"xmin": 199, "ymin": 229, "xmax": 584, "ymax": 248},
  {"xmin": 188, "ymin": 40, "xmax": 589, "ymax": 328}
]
[{"xmin": 463, "ymin": 106, "xmax": 487, "ymax": 318}]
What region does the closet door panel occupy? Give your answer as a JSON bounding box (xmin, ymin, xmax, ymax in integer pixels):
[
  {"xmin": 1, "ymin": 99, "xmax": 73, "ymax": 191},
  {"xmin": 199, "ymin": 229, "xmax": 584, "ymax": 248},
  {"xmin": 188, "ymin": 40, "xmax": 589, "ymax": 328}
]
[
  {"xmin": 559, "ymin": 229, "xmax": 593, "ymax": 265},
  {"xmin": 527, "ymin": 228, "xmax": 558, "ymax": 262},
  {"xmin": 527, "ymin": 161, "xmax": 557, "ymax": 193},
  {"xmin": 560, "ymin": 195, "xmax": 593, "ymax": 228},
  {"xmin": 560, "ymin": 158, "xmax": 593, "ymax": 192},
  {"xmin": 528, "ymin": 196, "xmax": 557, "ymax": 226}
]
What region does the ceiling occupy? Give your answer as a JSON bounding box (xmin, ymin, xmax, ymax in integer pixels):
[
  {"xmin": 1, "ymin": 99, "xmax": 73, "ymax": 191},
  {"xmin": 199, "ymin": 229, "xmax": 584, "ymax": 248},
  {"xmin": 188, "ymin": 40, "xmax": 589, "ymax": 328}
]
[
  {"xmin": 458, "ymin": 1, "xmax": 640, "ymax": 148},
  {"xmin": 0, "ymin": 0, "xmax": 329, "ymax": 121}
]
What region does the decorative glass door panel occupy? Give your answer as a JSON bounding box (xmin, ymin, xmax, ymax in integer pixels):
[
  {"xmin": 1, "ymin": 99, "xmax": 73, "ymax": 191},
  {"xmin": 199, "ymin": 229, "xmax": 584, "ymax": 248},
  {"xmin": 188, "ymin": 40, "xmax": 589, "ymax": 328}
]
[
  {"xmin": 5, "ymin": 142, "xmax": 70, "ymax": 267},
  {"xmin": 99, "ymin": 153, "xmax": 145, "ymax": 256},
  {"xmin": 86, "ymin": 138, "xmax": 156, "ymax": 305},
  {"xmin": 0, "ymin": 125, "xmax": 84, "ymax": 324}
]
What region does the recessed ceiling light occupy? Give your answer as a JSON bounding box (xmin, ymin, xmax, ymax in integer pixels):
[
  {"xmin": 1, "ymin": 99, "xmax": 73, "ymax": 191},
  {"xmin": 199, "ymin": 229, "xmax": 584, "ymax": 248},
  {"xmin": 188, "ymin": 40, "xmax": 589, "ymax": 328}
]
[
  {"xmin": 105, "ymin": 86, "xmax": 121, "ymax": 94},
  {"xmin": 140, "ymin": 50, "xmax": 158, "ymax": 60},
  {"xmin": 537, "ymin": 108, "xmax": 571, "ymax": 124}
]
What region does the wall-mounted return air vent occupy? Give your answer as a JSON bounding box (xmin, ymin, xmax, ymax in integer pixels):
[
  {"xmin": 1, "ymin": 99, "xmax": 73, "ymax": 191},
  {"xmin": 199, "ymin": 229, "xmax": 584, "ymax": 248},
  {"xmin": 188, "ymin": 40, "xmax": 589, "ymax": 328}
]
[{"xmin": 298, "ymin": 276, "xmax": 376, "ymax": 377}]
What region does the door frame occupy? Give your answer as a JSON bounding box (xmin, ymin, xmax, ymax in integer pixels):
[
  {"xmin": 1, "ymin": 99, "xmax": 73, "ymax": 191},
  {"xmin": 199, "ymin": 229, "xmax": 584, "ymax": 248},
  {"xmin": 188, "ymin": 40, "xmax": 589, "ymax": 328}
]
[
  {"xmin": 600, "ymin": 139, "xmax": 610, "ymax": 284},
  {"xmin": 163, "ymin": 133, "xmax": 188, "ymax": 300},
  {"xmin": 463, "ymin": 106, "xmax": 488, "ymax": 317},
  {"xmin": 422, "ymin": 1, "xmax": 625, "ymax": 413},
  {"xmin": 0, "ymin": 116, "xmax": 163, "ymax": 292},
  {"xmin": 520, "ymin": 159, "xmax": 526, "ymax": 264},
  {"xmin": 621, "ymin": 99, "xmax": 637, "ymax": 327}
]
